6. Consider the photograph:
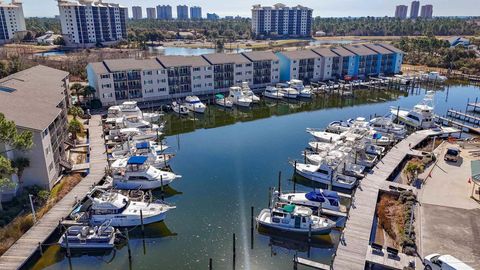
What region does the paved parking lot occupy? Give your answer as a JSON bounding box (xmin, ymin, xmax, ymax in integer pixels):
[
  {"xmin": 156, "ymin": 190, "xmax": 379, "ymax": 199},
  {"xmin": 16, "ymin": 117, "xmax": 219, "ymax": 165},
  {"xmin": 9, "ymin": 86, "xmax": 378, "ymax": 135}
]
[{"xmin": 419, "ymin": 142, "xmax": 480, "ymax": 269}]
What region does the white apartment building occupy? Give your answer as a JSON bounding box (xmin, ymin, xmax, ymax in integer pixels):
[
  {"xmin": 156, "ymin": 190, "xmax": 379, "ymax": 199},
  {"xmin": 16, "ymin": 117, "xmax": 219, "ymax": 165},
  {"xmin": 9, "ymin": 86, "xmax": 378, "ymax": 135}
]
[
  {"xmin": 0, "ymin": 66, "xmax": 70, "ymax": 201},
  {"xmin": 311, "ymin": 48, "xmax": 338, "ymax": 81},
  {"xmin": 58, "ymin": 0, "xmax": 128, "ymax": 46},
  {"xmin": 0, "ymin": 0, "xmax": 26, "ymax": 43},
  {"xmin": 251, "ymin": 3, "xmax": 313, "ymax": 38},
  {"xmin": 87, "ymin": 52, "xmax": 281, "ymax": 106},
  {"xmin": 132, "ymin": 6, "xmax": 142, "ymax": 19}
]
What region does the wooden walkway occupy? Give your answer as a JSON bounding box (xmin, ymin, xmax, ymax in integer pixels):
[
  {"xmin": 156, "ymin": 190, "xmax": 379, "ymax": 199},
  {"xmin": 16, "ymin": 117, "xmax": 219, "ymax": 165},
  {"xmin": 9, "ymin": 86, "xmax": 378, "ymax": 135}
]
[
  {"xmin": 332, "ymin": 128, "xmax": 457, "ymax": 270},
  {"xmin": 294, "ymin": 256, "xmax": 330, "ymax": 269},
  {"xmin": 435, "ymin": 116, "xmax": 480, "ymax": 135},
  {"xmin": 446, "ymin": 109, "xmax": 480, "ymax": 126},
  {"xmin": 0, "ymin": 115, "xmax": 107, "ymax": 270}
]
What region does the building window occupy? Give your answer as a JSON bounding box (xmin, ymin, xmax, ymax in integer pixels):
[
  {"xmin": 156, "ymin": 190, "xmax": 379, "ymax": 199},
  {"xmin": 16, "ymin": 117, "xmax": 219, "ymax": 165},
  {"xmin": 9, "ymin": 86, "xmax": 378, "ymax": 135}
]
[
  {"xmin": 100, "ymin": 74, "xmax": 110, "ymax": 79},
  {"xmin": 235, "ymin": 64, "xmax": 243, "ymax": 68},
  {"xmin": 193, "ymin": 67, "xmax": 201, "ymax": 72}
]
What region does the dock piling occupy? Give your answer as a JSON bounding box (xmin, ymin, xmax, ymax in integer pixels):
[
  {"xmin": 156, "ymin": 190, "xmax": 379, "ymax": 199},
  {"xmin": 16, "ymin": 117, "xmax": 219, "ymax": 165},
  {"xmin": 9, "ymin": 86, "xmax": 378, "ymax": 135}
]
[
  {"xmin": 278, "ymin": 171, "xmax": 282, "ymax": 194},
  {"xmin": 125, "ymin": 228, "xmax": 132, "ymax": 260},
  {"xmin": 209, "ymin": 258, "xmax": 212, "ymax": 270},
  {"xmin": 140, "ymin": 210, "xmax": 145, "ymax": 236},
  {"xmin": 233, "ymin": 233, "xmax": 236, "ymax": 268},
  {"xmin": 250, "ymin": 206, "xmax": 254, "ymax": 249}
]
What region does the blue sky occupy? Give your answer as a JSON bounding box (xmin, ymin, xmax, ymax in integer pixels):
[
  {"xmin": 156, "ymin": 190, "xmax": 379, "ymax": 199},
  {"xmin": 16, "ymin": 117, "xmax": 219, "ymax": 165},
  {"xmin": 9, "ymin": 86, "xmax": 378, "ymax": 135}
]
[{"xmin": 22, "ymin": 0, "xmax": 479, "ymax": 18}]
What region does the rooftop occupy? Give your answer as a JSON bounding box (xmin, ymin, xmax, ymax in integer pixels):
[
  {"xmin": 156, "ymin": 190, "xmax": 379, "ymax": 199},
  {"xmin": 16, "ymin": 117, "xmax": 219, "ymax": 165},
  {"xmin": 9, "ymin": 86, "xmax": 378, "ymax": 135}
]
[
  {"xmin": 363, "ymin": 43, "xmax": 394, "ymax": 55},
  {"xmin": 378, "ymin": 43, "xmax": 405, "ymax": 54},
  {"xmin": 0, "ymin": 65, "xmax": 69, "ymax": 131},
  {"xmin": 330, "ymin": 46, "xmax": 356, "ymax": 57},
  {"xmin": 242, "ymin": 51, "xmax": 279, "ymax": 62},
  {"xmin": 202, "ymin": 53, "xmax": 251, "ymax": 65},
  {"xmin": 157, "ymin": 55, "xmax": 210, "ymax": 68},
  {"xmin": 343, "ymin": 45, "xmax": 378, "ymax": 56},
  {"xmin": 58, "ymin": 0, "xmax": 125, "ymax": 8},
  {"xmin": 102, "ymin": 58, "xmax": 161, "ymax": 72},
  {"xmin": 311, "ymin": 47, "xmax": 338, "ymax": 58},
  {"xmin": 278, "ymin": 50, "xmax": 320, "ymax": 60}
]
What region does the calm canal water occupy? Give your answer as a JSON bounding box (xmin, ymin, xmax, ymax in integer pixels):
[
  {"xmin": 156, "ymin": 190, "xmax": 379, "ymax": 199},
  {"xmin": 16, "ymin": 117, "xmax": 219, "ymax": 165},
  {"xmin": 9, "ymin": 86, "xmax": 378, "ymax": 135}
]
[
  {"xmin": 29, "ymin": 84, "xmax": 479, "ymax": 270},
  {"xmin": 148, "ymin": 46, "xmax": 251, "ymax": 56}
]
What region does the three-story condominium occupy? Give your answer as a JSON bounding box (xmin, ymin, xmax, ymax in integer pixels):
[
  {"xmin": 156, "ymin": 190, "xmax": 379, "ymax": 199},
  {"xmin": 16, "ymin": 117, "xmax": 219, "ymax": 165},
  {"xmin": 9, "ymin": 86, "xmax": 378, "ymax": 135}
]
[
  {"xmin": 251, "ymin": 3, "xmax": 313, "ymax": 38},
  {"xmin": 0, "ymin": 0, "xmax": 26, "ymax": 44},
  {"xmin": 57, "ymin": 0, "xmax": 128, "ymax": 46},
  {"xmin": 0, "ymin": 66, "xmax": 70, "ymax": 200}
]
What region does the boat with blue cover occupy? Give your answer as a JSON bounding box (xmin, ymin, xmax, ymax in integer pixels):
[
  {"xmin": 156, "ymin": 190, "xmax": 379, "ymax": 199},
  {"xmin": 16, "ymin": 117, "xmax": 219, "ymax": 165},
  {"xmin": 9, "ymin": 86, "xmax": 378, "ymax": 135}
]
[{"xmin": 277, "ymin": 189, "xmax": 344, "ymax": 212}]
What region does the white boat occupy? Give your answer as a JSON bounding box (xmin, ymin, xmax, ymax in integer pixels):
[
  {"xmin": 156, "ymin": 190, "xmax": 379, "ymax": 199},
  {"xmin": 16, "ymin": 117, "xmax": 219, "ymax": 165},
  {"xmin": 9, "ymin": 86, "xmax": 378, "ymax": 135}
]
[
  {"xmin": 365, "ymin": 131, "xmax": 396, "ymax": 146},
  {"xmin": 58, "ymin": 222, "xmax": 119, "ymax": 250},
  {"xmin": 111, "ymin": 156, "xmax": 181, "ymax": 190},
  {"xmin": 293, "ymin": 161, "xmax": 358, "ymax": 190},
  {"xmin": 215, "ymin": 94, "xmax": 233, "ymax": 108},
  {"xmin": 184, "ymin": 96, "xmax": 207, "ymax": 113},
  {"xmin": 263, "ymin": 86, "xmax": 284, "ymax": 99},
  {"xmin": 111, "ymin": 144, "xmax": 174, "ymax": 169},
  {"xmin": 277, "ymin": 189, "xmax": 343, "ymax": 212},
  {"xmin": 326, "ymin": 120, "xmax": 351, "ymax": 134},
  {"xmin": 241, "ymin": 82, "xmax": 260, "ymax": 103},
  {"xmin": 108, "ymin": 128, "xmax": 160, "ymax": 141},
  {"xmin": 307, "ymin": 128, "xmax": 343, "ymax": 143},
  {"xmin": 279, "ymin": 87, "xmax": 299, "ymax": 99},
  {"xmin": 369, "ymin": 117, "xmax": 406, "ymax": 139},
  {"xmin": 172, "ymin": 101, "xmax": 189, "ymax": 115},
  {"xmin": 107, "ymin": 116, "xmax": 160, "ymax": 131},
  {"xmin": 70, "ymin": 188, "xmax": 175, "ymax": 227},
  {"xmin": 229, "ymin": 86, "xmax": 252, "ymax": 107},
  {"xmin": 390, "ymin": 91, "xmax": 436, "ymax": 130},
  {"xmin": 303, "ymin": 151, "xmax": 365, "ymax": 179},
  {"xmin": 421, "ymin": 71, "xmax": 447, "ymax": 82},
  {"xmin": 256, "ymin": 203, "xmax": 335, "ymax": 235},
  {"xmin": 288, "ymin": 79, "xmax": 312, "ymax": 98},
  {"xmin": 111, "ymin": 140, "xmax": 169, "ymax": 159},
  {"xmin": 364, "ymin": 143, "xmax": 385, "ymax": 156},
  {"xmin": 308, "ymin": 141, "xmax": 336, "ymax": 152},
  {"xmin": 108, "ymin": 101, "xmax": 161, "ymax": 122}
]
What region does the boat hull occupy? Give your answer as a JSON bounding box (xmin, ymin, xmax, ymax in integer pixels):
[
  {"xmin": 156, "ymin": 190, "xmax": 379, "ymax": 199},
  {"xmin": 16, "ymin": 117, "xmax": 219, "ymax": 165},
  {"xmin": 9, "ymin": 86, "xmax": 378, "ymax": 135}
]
[
  {"xmin": 91, "ymin": 212, "xmax": 167, "ymax": 227},
  {"xmin": 112, "ymin": 178, "xmax": 174, "ymax": 190}
]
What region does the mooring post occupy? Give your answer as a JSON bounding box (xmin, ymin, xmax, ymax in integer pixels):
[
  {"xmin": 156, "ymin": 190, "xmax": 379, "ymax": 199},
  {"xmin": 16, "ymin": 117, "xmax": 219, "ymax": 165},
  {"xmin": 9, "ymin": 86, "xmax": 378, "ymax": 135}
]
[
  {"xmin": 140, "ymin": 209, "xmax": 145, "ymax": 236},
  {"xmin": 268, "ymin": 187, "xmax": 272, "ymax": 208},
  {"xmin": 160, "ymin": 175, "xmax": 165, "ymax": 201},
  {"xmin": 209, "ymin": 258, "xmax": 212, "ymax": 270},
  {"xmin": 304, "ymin": 150, "xmax": 307, "ymax": 163},
  {"xmin": 125, "ymin": 228, "xmax": 132, "ymax": 260},
  {"xmin": 278, "ymin": 171, "xmax": 282, "ymax": 194},
  {"xmin": 250, "ymin": 206, "xmax": 254, "ymax": 249},
  {"xmin": 65, "ymin": 229, "xmax": 71, "ymax": 258},
  {"xmin": 233, "ymin": 233, "xmax": 236, "ymax": 268},
  {"xmin": 38, "ymin": 242, "xmax": 43, "ymax": 256}
]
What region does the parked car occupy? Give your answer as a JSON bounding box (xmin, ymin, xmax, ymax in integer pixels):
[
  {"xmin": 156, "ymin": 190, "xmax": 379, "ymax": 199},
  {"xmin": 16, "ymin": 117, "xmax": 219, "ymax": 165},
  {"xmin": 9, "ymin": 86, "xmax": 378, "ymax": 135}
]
[
  {"xmin": 424, "ymin": 253, "xmax": 474, "ymax": 270},
  {"xmin": 444, "ymin": 147, "xmax": 461, "ymax": 162}
]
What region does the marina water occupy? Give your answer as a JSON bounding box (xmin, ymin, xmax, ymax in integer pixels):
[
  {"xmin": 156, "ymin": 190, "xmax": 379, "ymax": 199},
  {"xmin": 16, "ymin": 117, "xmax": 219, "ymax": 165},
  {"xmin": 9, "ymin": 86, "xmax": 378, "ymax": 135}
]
[{"xmin": 29, "ymin": 84, "xmax": 478, "ymax": 270}]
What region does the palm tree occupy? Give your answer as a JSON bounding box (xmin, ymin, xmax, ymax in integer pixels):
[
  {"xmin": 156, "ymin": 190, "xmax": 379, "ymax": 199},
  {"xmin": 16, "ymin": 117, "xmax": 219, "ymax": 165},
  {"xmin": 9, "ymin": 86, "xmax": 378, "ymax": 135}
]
[
  {"xmin": 68, "ymin": 119, "xmax": 83, "ymax": 141},
  {"xmin": 70, "ymin": 83, "xmax": 83, "ymax": 98},
  {"xmin": 68, "ymin": 106, "xmax": 84, "ymax": 120},
  {"xmin": 82, "ymin": 86, "xmax": 96, "ymax": 102}
]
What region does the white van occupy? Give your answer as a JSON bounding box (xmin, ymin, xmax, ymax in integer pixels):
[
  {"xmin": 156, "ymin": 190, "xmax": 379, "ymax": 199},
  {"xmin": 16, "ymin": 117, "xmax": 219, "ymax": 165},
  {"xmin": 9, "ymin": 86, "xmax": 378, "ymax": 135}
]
[{"xmin": 424, "ymin": 254, "xmax": 474, "ymax": 270}]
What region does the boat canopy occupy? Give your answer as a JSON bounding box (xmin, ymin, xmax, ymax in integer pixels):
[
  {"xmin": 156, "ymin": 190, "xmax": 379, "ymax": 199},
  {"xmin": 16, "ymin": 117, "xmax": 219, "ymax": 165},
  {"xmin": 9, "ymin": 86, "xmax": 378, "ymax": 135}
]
[
  {"xmin": 127, "ymin": 156, "xmax": 148, "ymax": 165},
  {"xmin": 320, "ymin": 189, "xmax": 340, "ymax": 199},
  {"xmin": 136, "ymin": 142, "xmax": 149, "ymax": 150},
  {"xmin": 215, "ymin": 94, "xmax": 224, "ymax": 99},
  {"xmin": 282, "ymin": 204, "xmax": 295, "ymax": 213},
  {"xmin": 305, "ymin": 191, "xmax": 326, "ymax": 202},
  {"xmin": 372, "ymin": 133, "xmax": 383, "ymax": 140}
]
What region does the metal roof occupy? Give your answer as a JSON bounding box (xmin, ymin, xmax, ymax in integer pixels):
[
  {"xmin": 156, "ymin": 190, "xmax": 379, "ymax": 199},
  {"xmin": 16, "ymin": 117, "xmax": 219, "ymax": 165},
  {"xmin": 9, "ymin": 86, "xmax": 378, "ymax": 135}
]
[
  {"xmin": 242, "ymin": 51, "xmax": 279, "ymax": 62},
  {"xmin": 363, "ymin": 43, "xmax": 394, "ymax": 55},
  {"xmin": 311, "ymin": 47, "xmax": 338, "ymax": 58},
  {"xmin": 278, "ymin": 50, "xmax": 320, "ymax": 60},
  {"xmin": 378, "ymin": 43, "xmax": 405, "ymax": 54},
  {"xmin": 330, "ymin": 47, "xmax": 355, "ymax": 57},
  {"xmin": 157, "ymin": 55, "xmax": 210, "ymax": 68},
  {"xmin": 343, "ymin": 45, "xmax": 378, "ymax": 56},
  {"xmin": 202, "ymin": 53, "xmax": 251, "ymax": 65}
]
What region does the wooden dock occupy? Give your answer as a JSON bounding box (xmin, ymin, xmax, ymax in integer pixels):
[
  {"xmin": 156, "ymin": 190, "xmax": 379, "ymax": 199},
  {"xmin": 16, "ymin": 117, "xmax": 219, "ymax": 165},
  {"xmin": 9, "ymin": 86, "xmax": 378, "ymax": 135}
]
[
  {"xmin": 332, "ymin": 128, "xmax": 457, "ymax": 270},
  {"xmin": 0, "ymin": 115, "xmax": 107, "ymax": 270},
  {"xmin": 294, "ymin": 256, "xmax": 330, "ymax": 269},
  {"xmin": 365, "ymin": 246, "xmax": 416, "ymax": 270},
  {"xmin": 446, "ymin": 109, "xmax": 480, "ymax": 126},
  {"xmin": 435, "ymin": 116, "xmax": 480, "ymax": 135}
]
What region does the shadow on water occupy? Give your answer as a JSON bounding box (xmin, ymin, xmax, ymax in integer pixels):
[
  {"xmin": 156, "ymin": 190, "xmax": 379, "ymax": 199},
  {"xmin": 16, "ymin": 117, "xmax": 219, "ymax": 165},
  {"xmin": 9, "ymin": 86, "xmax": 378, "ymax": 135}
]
[{"xmin": 161, "ymin": 89, "xmax": 405, "ymax": 136}]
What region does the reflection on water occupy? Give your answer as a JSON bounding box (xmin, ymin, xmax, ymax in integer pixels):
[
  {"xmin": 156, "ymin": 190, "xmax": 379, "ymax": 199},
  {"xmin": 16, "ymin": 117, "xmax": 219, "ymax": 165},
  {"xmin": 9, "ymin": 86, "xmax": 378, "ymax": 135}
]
[{"xmin": 147, "ymin": 46, "xmax": 251, "ymax": 56}]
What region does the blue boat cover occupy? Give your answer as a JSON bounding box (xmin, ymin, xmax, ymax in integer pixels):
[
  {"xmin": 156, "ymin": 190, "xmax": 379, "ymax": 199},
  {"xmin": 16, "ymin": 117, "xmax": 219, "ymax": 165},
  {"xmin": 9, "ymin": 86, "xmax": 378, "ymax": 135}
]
[
  {"xmin": 127, "ymin": 156, "xmax": 148, "ymax": 165},
  {"xmin": 321, "ymin": 190, "xmax": 340, "ymax": 199},
  {"xmin": 372, "ymin": 133, "xmax": 383, "ymax": 140},
  {"xmin": 306, "ymin": 190, "xmax": 340, "ymax": 203},
  {"xmin": 305, "ymin": 191, "xmax": 326, "ymax": 203},
  {"xmin": 136, "ymin": 142, "xmax": 149, "ymax": 149}
]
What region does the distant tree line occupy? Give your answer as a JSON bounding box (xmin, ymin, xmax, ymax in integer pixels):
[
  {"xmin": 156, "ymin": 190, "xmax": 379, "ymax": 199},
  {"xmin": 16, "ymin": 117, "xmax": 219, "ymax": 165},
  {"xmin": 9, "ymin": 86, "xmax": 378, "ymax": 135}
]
[{"xmin": 393, "ymin": 37, "xmax": 480, "ymax": 74}]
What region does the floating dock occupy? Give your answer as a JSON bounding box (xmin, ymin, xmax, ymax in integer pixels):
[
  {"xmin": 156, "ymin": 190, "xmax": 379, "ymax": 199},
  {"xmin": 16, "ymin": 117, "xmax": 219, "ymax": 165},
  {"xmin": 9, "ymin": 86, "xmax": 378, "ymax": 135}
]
[
  {"xmin": 332, "ymin": 127, "xmax": 458, "ymax": 270},
  {"xmin": 0, "ymin": 115, "xmax": 107, "ymax": 270},
  {"xmin": 294, "ymin": 256, "xmax": 330, "ymax": 270}
]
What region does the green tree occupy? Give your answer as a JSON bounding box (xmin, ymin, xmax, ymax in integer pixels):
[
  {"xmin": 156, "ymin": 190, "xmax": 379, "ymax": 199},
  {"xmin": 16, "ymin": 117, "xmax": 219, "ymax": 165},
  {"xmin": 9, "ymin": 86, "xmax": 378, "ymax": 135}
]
[
  {"xmin": 0, "ymin": 157, "xmax": 16, "ymax": 211},
  {"xmin": 70, "ymin": 83, "xmax": 83, "ymax": 98},
  {"xmin": 68, "ymin": 106, "xmax": 84, "ymax": 120},
  {"xmin": 53, "ymin": 36, "xmax": 65, "ymax": 46},
  {"xmin": 82, "ymin": 85, "xmax": 96, "ymax": 101},
  {"xmin": 11, "ymin": 157, "xmax": 30, "ymax": 180},
  {"xmin": 68, "ymin": 119, "xmax": 83, "ymax": 141}
]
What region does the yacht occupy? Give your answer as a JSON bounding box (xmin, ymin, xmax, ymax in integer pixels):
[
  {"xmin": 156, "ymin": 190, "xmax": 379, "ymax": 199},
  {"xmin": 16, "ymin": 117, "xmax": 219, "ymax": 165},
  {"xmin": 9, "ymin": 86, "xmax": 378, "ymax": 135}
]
[
  {"xmin": 108, "ymin": 101, "xmax": 161, "ymax": 122},
  {"xmin": 364, "ymin": 143, "xmax": 385, "ymax": 156},
  {"xmin": 256, "ymin": 203, "xmax": 335, "ymax": 235},
  {"xmin": 111, "ymin": 145, "xmax": 174, "ymax": 169},
  {"xmin": 369, "ymin": 117, "xmax": 406, "ymax": 139},
  {"xmin": 172, "ymin": 101, "xmax": 189, "ymax": 115},
  {"xmin": 108, "ymin": 128, "xmax": 160, "ymax": 141},
  {"xmin": 111, "ymin": 140, "xmax": 169, "ymax": 159},
  {"xmin": 288, "ymin": 79, "xmax": 312, "ymax": 98},
  {"xmin": 277, "ymin": 189, "xmax": 343, "ymax": 212},
  {"xmin": 308, "ymin": 141, "xmax": 336, "ymax": 153},
  {"xmin": 263, "ymin": 86, "xmax": 284, "ymax": 99},
  {"xmin": 307, "ymin": 129, "xmax": 343, "ymax": 143},
  {"xmin": 58, "ymin": 222, "xmax": 120, "ymax": 250},
  {"xmin": 215, "ymin": 94, "xmax": 233, "ymax": 108},
  {"xmin": 229, "ymin": 86, "xmax": 252, "ymax": 107},
  {"xmin": 70, "ymin": 188, "xmax": 175, "ymax": 227},
  {"xmin": 279, "ymin": 87, "xmax": 299, "ymax": 99},
  {"xmin": 303, "ymin": 151, "xmax": 365, "ymax": 179},
  {"xmin": 111, "ymin": 156, "xmax": 181, "ymax": 190},
  {"xmin": 326, "ymin": 120, "xmax": 351, "ymax": 134},
  {"xmin": 184, "ymin": 96, "xmax": 207, "ymax": 113},
  {"xmin": 365, "ymin": 131, "xmax": 396, "ymax": 146},
  {"xmin": 292, "ymin": 161, "xmax": 358, "ymax": 190},
  {"xmin": 113, "ymin": 115, "xmax": 160, "ymax": 131},
  {"xmin": 390, "ymin": 90, "xmax": 436, "ymax": 129},
  {"xmin": 421, "ymin": 71, "xmax": 447, "ymax": 82},
  {"xmin": 241, "ymin": 82, "xmax": 260, "ymax": 103}
]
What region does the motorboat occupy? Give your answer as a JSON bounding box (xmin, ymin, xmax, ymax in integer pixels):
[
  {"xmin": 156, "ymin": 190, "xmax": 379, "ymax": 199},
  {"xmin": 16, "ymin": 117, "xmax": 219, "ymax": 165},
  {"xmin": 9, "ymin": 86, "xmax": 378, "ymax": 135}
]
[
  {"xmin": 58, "ymin": 222, "xmax": 120, "ymax": 250},
  {"xmin": 256, "ymin": 203, "xmax": 335, "ymax": 235},
  {"xmin": 184, "ymin": 96, "xmax": 207, "ymax": 113},
  {"xmin": 279, "ymin": 87, "xmax": 299, "ymax": 99},
  {"xmin": 369, "ymin": 117, "xmax": 406, "ymax": 139},
  {"xmin": 215, "ymin": 94, "xmax": 233, "ymax": 108},
  {"xmin": 277, "ymin": 189, "xmax": 343, "ymax": 212},
  {"xmin": 393, "ymin": 74, "xmax": 412, "ymax": 85},
  {"xmin": 111, "ymin": 140, "xmax": 169, "ymax": 159},
  {"xmin": 288, "ymin": 79, "xmax": 312, "ymax": 98},
  {"xmin": 390, "ymin": 90, "xmax": 436, "ymax": 129},
  {"xmin": 172, "ymin": 101, "xmax": 189, "ymax": 115},
  {"xmin": 307, "ymin": 129, "xmax": 343, "ymax": 143},
  {"xmin": 229, "ymin": 86, "xmax": 252, "ymax": 107},
  {"xmin": 292, "ymin": 161, "xmax": 358, "ymax": 190},
  {"xmin": 111, "ymin": 115, "xmax": 160, "ymax": 131},
  {"xmin": 365, "ymin": 131, "xmax": 396, "ymax": 146},
  {"xmin": 421, "ymin": 71, "xmax": 447, "ymax": 82},
  {"xmin": 108, "ymin": 128, "xmax": 160, "ymax": 141},
  {"xmin": 70, "ymin": 188, "xmax": 175, "ymax": 227},
  {"xmin": 308, "ymin": 141, "xmax": 336, "ymax": 153},
  {"xmin": 364, "ymin": 143, "xmax": 385, "ymax": 156},
  {"xmin": 241, "ymin": 82, "xmax": 260, "ymax": 103},
  {"xmin": 263, "ymin": 86, "xmax": 284, "ymax": 99},
  {"xmin": 111, "ymin": 156, "xmax": 181, "ymax": 190},
  {"xmin": 111, "ymin": 145, "xmax": 174, "ymax": 169},
  {"xmin": 107, "ymin": 101, "xmax": 161, "ymax": 122},
  {"xmin": 326, "ymin": 120, "xmax": 351, "ymax": 134}
]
